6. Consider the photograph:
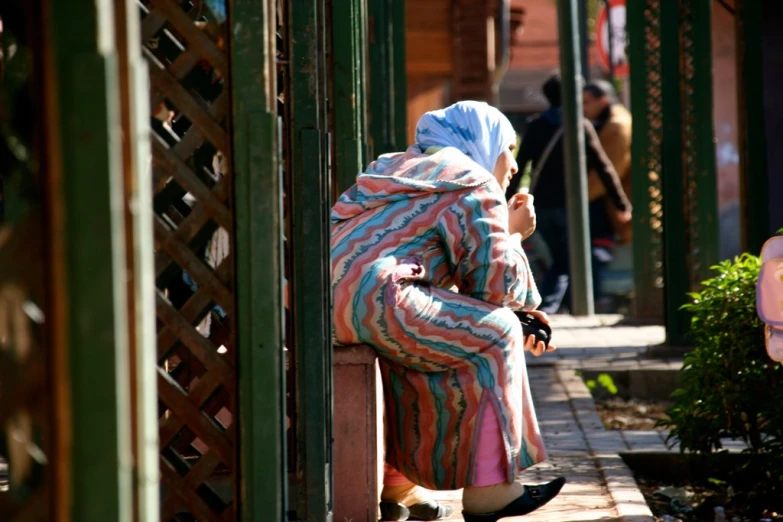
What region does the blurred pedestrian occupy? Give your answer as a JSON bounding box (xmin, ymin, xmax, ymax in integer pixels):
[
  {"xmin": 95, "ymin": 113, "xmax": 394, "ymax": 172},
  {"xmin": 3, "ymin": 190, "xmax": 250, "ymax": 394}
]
[{"xmin": 508, "ymin": 74, "xmax": 631, "ymax": 314}]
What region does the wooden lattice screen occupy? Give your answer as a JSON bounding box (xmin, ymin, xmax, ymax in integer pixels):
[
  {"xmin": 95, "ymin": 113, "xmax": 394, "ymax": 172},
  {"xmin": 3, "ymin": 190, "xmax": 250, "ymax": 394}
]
[{"xmin": 139, "ymin": 0, "xmax": 236, "ymax": 520}]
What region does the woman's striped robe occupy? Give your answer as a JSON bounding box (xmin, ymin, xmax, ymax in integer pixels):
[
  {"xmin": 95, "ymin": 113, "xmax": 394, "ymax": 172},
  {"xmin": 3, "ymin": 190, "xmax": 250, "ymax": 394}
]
[{"xmin": 331, "ymin": 146, "xmax": 547, "ymax": 490}]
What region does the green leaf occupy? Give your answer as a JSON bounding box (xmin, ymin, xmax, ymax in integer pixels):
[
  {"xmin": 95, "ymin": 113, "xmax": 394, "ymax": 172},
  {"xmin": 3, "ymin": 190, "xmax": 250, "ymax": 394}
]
[{"xmin": 597, "ymin": 373, "xmax": 618, "ymax": 395}]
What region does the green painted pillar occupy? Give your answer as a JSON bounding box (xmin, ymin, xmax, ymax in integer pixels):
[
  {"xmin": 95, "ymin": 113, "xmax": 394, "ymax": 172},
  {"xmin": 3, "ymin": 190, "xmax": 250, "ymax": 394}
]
[
  {"xmin": 290, "ymin": 0, "xmax": 333, "ymax": 520},
  {"xmin": 628, "ymin": 0, "xmax": 664, "ymax": 320},
  {"xmin": 229, "ymin": 0, "xmax": 287, "ymax": 520},
  {"xmin": 680, "ymin": 0, "xmax": 719, "ymax": 285},
  {"xmin": 369, "ymin": 0, "xmax": 407, "ymax": 157},
  {"xmin": 556, "ymin": 0, "xmax": 594, "ymax": 316},
  {"xmin": 48, "ymin": 0, "xmax": 133, "ymax": 520},
  {"xmin": 332, "ymin": 0, "xmax": 369, "ymax": 194},
  {"xmin": 368, "ymin": 0, "xmax": 388, "ymax": 159},
  {"xmin": 660, "ymin": 0, "xmax": 689, "ymax": 345},
  {"xmin": 736, "ymin": 0, "xmax": 769, "ymax": 255}
]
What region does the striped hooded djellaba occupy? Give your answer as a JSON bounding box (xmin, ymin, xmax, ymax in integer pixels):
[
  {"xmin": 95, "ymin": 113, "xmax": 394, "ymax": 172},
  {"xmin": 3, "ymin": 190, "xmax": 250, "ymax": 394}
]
[{"xmin": 331, "ymin": 102, "xmax": 547, "ymax": 490}]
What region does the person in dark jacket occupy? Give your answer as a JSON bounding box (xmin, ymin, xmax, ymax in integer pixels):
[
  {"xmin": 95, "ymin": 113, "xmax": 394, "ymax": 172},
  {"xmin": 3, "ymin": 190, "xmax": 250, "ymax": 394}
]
[{"xmin": 506, "ymin": 74, "xmax": 632, "ymax": 314}]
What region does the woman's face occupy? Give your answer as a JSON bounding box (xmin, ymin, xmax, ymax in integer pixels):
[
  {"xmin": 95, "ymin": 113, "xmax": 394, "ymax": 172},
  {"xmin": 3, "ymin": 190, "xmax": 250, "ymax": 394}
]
[{"xmin": 492, "ymin": 144, "xmax": 519, "ymax": 190}]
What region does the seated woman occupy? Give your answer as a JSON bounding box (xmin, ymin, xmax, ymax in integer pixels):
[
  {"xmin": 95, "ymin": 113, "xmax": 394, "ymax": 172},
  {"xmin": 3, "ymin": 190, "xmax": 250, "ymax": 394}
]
[{"xmin": 331, "ymin": 101, "xmax": 565, "ymax": 522}]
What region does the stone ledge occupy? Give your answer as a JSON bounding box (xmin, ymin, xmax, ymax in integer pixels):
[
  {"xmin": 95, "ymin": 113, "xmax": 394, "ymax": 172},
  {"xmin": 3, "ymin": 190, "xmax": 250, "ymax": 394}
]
[
  {"xmin": 556, "ymin": 367, "xmax": 656, "ymax": 522},
  {"xmin": 334, "ymin": 343, "xmax": 378, "ymax": 365},
  {"xmin": 332, "ymin": 344, "xmax": 383, "ymax": 522}
]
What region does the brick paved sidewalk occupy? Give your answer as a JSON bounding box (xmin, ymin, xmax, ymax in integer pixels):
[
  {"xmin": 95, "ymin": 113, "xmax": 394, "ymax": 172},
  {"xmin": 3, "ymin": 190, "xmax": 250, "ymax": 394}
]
[{"xmin": 430, "ymin": 315, "xmax": 670, "ymax": 522}]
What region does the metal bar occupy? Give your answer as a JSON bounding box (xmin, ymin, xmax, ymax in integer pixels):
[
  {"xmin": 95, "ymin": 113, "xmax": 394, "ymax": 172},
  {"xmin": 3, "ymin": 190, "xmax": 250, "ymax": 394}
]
[
  {"xmin": 684, "ymin": 0, "xmax": 719, "ymax": 284},
  {"xmin": 48, "ymin": 0, "xmax": 133, "ymax": 519},
  {"xmin": 735, "ymin": 0, "xmax": 769, "ymax": 254},
  {"xmin": 660, "ymin": 0, "xmax": 689, "ymax": 345},
  {"xmin": 627, "ymin": 0, "xmax": 664, "ymax": 319},
  {"xmin": 42, "ymin": 1, "xmax": 72, "ymax": 518},
  {"xmin": 493, "ymin": 0, "xmax": 512, "ymax": 102},
  {"xmin": 290, "ymin": 0, "xmax": 332, "ymax": 520},
  {"xmin": 228, "ymin": 0, "xmax": 286, "ymax": 519},
  {"xmin": 604, "ymin": 0, "xmax": 614, "ymax": 81},
  {"xmin": 357, "ymin": 0, "xmax": 369, "ymax": 165},
  {"xmin": 579, "ymin": 0, "xmax": 589, "ymax": 81},
  {"xmin": 556, "ymin": 0, "xmax": 594, "ymax": 316},
  {"xmin": 114, "ymin": 0, "xmax": 160, "ymax": 520}
]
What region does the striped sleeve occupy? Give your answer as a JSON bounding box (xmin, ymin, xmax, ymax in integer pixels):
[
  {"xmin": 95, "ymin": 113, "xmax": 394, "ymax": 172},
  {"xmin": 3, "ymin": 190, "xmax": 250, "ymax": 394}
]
[{"xmin": 436, "ymin": 183, "xmax": 540, "ymax": 309}]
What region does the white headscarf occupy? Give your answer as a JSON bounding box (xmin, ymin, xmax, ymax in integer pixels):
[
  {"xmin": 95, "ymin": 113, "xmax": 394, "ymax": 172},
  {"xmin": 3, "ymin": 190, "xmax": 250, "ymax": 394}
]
[{"xmin": 414, "ymin": 101, "xmax": 516, "ymax": 174}]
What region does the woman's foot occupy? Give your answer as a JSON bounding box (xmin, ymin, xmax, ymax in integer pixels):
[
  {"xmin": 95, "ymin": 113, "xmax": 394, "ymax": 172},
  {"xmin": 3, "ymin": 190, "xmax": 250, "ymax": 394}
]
[
  {"xmin": 382, "ymin": 483, "xmax": 432, "ymax": 507},
  {"xmin": 462, "ymin": 476, "xmax": 566, "ymax": 522},
  {"xmin": 380, "ymin": 484, "xmax": 454, "ymax": 521}
]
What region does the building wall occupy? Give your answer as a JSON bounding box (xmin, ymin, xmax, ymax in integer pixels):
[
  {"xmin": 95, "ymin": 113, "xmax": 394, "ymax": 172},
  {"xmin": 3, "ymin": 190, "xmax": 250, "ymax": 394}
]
[
  {"xmin": 500, "ymin": 0, "xmax": 601, "ymax": 115},
  {"xmin": 404, "ymin": 0, "xmax": 498, "ymax": 143},
  {"xmin": 406, "ymin": 0, "xmax": 453, "ymax": 76},
  {"xmin": 407, "ymin": 77, "xmax": 451, "ymax": 144},
  {"xmin": 405, "ymin": 0, "xmax": 453, "ymax": 143}
]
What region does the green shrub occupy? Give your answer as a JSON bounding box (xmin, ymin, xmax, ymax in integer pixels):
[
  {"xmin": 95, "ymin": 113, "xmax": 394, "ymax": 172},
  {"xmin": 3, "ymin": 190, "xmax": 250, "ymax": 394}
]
[{"xmin": 660, "ymin": 254, "xmax": 783, "ymax": 501}]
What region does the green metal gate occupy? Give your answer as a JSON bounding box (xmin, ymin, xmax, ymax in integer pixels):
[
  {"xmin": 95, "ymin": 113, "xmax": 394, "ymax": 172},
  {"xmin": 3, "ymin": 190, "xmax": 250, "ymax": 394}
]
[
  {"xmin": 0, "ymin": 0, "xmax": 407, "ymax": 520},
  {"xmin": 628, "ymin": 0, "xmax": 719, "ymax": 344}
]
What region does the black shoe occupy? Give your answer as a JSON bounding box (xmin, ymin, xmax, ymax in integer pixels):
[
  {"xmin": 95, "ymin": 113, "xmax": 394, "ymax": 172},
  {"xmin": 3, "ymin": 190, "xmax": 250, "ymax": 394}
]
[
  {"xmin": 462, "ymin": 476, "xmax": 566, "ymax": 522},
  {"xmin": 380, "ymin": 499, "xmax": 454, "ymax": 521}
]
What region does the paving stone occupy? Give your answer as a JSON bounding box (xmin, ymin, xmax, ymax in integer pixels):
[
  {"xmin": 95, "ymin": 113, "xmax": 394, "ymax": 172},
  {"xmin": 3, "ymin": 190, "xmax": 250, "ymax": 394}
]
[
  {"xmin": 539, "ymin": 420, "xmax": 581, "ymax": 434},
  {"xmin": 586, "ymin": 431, "xmax": 626, "ymax": 453},
  {"xmin": 620, "ymin": 431, "xmax": 669, "ymax": 452}
]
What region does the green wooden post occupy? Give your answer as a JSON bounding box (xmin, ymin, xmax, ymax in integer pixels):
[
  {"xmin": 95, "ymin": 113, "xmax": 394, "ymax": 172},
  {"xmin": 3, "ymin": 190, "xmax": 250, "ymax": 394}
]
[
  {"xmin": 49, "ymin": 0, "xmax": 133, "ymax": 520},
  {"xmin": 290, "ymin": 0, "xmax": 333, "ymax": 520},
  {"xmin": 660, "ymin": 0, "xmax": 689, "ymax": 345},
  {"xmin": 229, "ymin": 0, "xmax": 287, "ymax": 520},
  {"xmin": 681, "ymin": 0, "xmax": 719, "ymax": 285},
  {"xmin": 332, "ymin": 0, "xmax": 368, "ymax": 194},
  {"xmin": 556, "ymin": 0, "xmax": 594, "ymax": 316},
  {"xmin": 628, "ymin": 0, "xmax": 664, "ymax": 320},
  {"xmin": 369, "ymin": 0, "xmax": 392, "ymax": 158},
  {"xmin": 368, "ymin": 0, "xmax": 407, "ymax": 157},
  {"xmin": 736, "ymin": 0, "xmax": 769, "ymax": 255}
]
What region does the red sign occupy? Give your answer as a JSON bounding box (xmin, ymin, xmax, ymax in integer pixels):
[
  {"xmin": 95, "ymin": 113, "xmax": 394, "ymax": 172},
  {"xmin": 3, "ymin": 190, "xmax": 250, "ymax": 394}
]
[{"xmin": 595, "ymin": 0, "xmax": 629, "ymax": 78}]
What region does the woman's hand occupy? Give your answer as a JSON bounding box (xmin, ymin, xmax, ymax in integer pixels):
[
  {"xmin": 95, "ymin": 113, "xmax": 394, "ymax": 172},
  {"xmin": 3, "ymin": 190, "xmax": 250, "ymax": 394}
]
[
  {"xmin": 508, "ymin": 193, "xmax": 536, "ymax": 239},
  {"xmin": 522, "ymin": 310, "xmax": 556, "ymax": 357}
]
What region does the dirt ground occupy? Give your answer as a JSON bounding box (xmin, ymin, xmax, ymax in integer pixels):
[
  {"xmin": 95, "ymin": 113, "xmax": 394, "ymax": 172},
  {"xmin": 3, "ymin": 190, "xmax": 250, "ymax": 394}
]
[
  {"xmin": 636, "ymin": 477, "xmax": 783, "ymax": 522},
  {"xmin": 594, "ymin": 397, "xmax": 672, "ymax": 431}
]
